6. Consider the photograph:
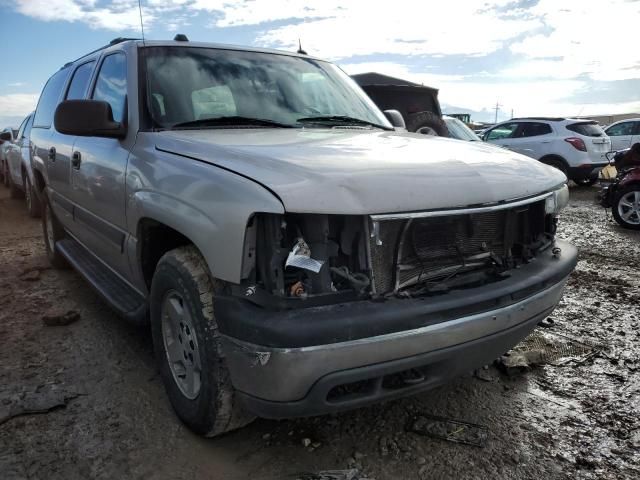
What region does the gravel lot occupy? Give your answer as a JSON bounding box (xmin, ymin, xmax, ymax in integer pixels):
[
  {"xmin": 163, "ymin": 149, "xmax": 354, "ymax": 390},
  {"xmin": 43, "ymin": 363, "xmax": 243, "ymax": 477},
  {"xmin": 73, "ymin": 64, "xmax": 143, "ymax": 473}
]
[{"xmin": 0, "ymin": 185, "xmax": 639, "ymax": 480}]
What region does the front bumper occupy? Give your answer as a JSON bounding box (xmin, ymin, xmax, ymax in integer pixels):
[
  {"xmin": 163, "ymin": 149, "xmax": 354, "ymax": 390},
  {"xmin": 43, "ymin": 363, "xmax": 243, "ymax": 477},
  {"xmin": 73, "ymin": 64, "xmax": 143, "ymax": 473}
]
[{"xmin": 220, "ymin": 240, "xmax": 577, "ymax": 417}]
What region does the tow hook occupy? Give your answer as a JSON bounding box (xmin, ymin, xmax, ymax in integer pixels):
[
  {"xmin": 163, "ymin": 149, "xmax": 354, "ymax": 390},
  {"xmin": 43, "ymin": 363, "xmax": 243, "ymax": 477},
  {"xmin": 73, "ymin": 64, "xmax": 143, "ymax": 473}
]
[{"xmin": 552, "ymin": 247, "xmax": 562, "ymax": 258}]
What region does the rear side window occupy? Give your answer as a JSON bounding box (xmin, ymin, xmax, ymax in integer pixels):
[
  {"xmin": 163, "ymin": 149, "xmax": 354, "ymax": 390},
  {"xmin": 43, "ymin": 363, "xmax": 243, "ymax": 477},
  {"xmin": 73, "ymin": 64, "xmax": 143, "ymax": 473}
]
[
  {"xmin": 606, "ymin": 121, "xmax": 635, "ymax": 137},
  {"xmin": 66, "ymin": 61, "xmax": 95, "ymax": 100},
  {"xmin": 16, "ymin": 114, "xmax": 31, "ymax": 139},
  {"xmin": 92, "ymin": 53, "xmax": 127, "ymax": 123},
  {"xmin": 486, "ymin": 123, "xmax": 519, "ymax": 141},
  {"xmin": 33, "ymin": 68, "xmax": 70, "ymax": 128},
  {"xmin": 520, "ymin": 122, "xmax": 552, "ymax": 137},
  {"xmin": 566, "ymin": 122, "xmax": 605, "ymax": 137}
]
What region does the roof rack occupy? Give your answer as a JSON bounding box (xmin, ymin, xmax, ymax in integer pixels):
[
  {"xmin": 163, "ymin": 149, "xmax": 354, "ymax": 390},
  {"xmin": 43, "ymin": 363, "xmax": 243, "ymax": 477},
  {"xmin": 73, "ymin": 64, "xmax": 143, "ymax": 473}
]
[
  {"xmin": 60, "ymin": 37, "xmax": 140, "ymax": 70},
  {"xmin": 511, "ymin": 117, "xmax": 566, "ymax": 121}
]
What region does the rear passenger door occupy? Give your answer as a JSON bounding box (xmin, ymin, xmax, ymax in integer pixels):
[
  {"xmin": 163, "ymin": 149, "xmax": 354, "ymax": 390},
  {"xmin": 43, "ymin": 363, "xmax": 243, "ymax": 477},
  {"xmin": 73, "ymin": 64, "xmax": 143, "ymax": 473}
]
[
  {"xmin": 509, "ymin": 122, "xmax": 554, "ymax": 159},
  {"xmin": 70, "ymin": 52, "xmax": 132, "ymax": 278}
]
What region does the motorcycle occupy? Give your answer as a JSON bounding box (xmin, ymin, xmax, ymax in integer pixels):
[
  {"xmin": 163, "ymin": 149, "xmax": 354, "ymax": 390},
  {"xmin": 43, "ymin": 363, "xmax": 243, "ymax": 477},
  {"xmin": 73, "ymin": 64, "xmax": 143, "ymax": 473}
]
[{"xmin": 597, "ymin": 143, "xmax": 640, "ymax": 230}]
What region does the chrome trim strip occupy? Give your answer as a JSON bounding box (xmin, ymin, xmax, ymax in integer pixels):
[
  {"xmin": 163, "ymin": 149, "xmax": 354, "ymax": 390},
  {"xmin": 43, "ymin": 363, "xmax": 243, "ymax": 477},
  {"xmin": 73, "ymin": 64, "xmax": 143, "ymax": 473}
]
[{"xmin": 370, "ymin": 191, "xmax": 554, "ymax": 221}]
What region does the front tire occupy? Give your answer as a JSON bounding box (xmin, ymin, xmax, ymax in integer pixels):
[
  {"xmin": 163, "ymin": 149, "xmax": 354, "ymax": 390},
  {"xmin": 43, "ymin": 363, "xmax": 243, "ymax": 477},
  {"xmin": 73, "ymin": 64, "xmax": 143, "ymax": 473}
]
[
  {"xmin": 8, "ymin": 169, "xmax": 22, "ymax": 199},
  {"xmin": 24, "ymin": 175, "xmax": 42, "ymax": 218},
  {"xmin": 1, "ymin": 160, "xmax": 9, "ymax": 188},
  {"xmin": 150, "ymin": 246, "xmax": 254, "ymax": 437},
  {"xmin": 42, "ymin": 195, "xmax": 68, "ymax": 269},
  {"xmin": 612, "ymin": 185, "xmax": 640, "ymax": 230},
  {"xmin": 576, "ymin": 176, "xmax": 598, "ymax": 187}
]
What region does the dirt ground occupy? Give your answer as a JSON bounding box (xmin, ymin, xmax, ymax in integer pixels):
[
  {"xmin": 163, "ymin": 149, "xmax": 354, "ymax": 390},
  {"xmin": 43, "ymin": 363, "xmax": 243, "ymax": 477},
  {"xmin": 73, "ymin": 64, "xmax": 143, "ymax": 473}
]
[{"xmin": 0, "ymin": 185, "xmax": 639, "ymax": 480}]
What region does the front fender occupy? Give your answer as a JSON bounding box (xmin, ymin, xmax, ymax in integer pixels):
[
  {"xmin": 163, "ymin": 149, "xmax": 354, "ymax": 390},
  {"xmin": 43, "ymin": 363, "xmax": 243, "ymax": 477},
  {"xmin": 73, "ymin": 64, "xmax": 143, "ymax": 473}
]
[
  {"xmin": 126, "ymin": 148, "xmax": 285, "ymax": 287},
  {"xmin": 619, "ymin": 167, "xmax": 640, "ymax": 188}
]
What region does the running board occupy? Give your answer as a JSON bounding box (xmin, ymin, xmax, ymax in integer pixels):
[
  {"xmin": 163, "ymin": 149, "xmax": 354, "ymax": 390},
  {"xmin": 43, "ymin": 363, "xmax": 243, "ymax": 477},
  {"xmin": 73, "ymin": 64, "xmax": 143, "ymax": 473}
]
[{"xmin": 56, "ymin": 238, "xmax": 148, "ymax": 323}]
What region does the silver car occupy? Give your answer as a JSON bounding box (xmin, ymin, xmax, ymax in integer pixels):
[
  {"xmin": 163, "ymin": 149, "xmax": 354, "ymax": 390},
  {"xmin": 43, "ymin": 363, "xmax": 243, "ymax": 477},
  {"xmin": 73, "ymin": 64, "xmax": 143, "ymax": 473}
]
[
  {"xmin": 4, "ymin": 113, "xmax": 42, "ymax": 216},
  {"xmin": 31, "ymin": 37, "xmax": 577, "ymax": 436}
]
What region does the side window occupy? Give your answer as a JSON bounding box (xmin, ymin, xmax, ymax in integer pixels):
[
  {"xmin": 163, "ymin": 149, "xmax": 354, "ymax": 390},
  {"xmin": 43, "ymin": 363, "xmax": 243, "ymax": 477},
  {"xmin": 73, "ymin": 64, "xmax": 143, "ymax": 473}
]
[
  {"xmin": 606, "ymin": 122, "xmax": 634, "ymax": 137},
  {"xmin": 92, "ymin": 53, "xmax": 127, "ymax": 123},
  {"xmin": 486, "ymin": 123, "xmax": 519, "ymax": 141},
  {"xmin": 633, "ymin": 121, "xmax": 640, "ymax": 136},
  {"xmin": 33, "ymin": 68, "xmax": 70, "ymax": 128},
  {"xmin": 66, "ymin": 61, "xmax": 95, "ymax": 100},
  {"xmin": 191, "ymin": 86, "xmax": 236, "ymax": 119},
  {"xmin": 520, "ymin": 122, "xmax": 552, "ymax": 138},
  {"xmin": 16, "ymin": 115, "xmax": 29, "ymax": 139}
]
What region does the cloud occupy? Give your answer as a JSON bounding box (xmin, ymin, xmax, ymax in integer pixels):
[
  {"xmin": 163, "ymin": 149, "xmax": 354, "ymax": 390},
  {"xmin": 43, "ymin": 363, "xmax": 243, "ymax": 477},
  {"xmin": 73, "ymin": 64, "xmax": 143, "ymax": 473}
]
[
  {"xmin": 7, "ymin": 82, "xmax": 26, "ymax": 87},
  {"xmin": 0, "ymin": 94, "xmax": 39, "ymax": 127},
  {"xmin": 509, "ymin": 0, "xmax": 640, "ymax": 82},
  {"xmin": 14, "ymin": 0, "xmax": 149, "ymax": 30}
]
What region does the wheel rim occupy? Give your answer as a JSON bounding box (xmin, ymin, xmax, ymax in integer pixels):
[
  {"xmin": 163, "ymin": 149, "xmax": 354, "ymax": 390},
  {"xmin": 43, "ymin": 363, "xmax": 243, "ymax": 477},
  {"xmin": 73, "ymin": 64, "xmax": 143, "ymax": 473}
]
[
  {"xmin": 161, "ymin": 291, "xmax": 202, "ymax": 400},
  {"xmin": 416, "ymin": 126, "xmax": 438, "ymax": 136},
  {"xmin": 45, "ymin": 205, "xmax": 55, "ymax": 249},
  {"xmin": 617, "ymin": 190, "xmax": 640, "ymax": 225}
]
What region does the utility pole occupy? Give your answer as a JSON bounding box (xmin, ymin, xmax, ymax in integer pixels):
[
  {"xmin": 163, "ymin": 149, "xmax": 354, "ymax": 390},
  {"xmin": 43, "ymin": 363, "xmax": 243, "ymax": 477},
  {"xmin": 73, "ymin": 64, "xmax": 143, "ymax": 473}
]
[
  {"xmin": 493, "ymin": 101, "xmax": 502, "ymax": 123},
  {"xmin": 511, "ymin": 108, "xmax": 514, "ymax": 119}
]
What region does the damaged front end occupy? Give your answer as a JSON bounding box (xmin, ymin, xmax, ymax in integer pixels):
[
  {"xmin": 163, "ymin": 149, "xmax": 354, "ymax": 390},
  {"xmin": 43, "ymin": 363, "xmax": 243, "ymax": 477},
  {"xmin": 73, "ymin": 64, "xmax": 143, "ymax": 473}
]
[{"xmin": 234, "ymin": 187, "xmax": 568, "ymax": 308}]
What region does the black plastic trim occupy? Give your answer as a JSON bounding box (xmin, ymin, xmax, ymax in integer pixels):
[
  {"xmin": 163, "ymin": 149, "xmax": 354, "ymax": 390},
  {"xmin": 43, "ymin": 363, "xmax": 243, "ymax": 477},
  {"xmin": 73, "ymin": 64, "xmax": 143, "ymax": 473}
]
[{"xmin": 215, "ymin": 240, "xmax": 577, "ymax": 348}]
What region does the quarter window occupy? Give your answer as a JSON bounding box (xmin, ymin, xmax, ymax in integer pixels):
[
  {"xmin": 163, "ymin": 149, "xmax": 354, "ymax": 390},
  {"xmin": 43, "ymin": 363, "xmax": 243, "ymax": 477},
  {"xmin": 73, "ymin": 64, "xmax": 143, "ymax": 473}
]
[
  {"xmin": 66, "ymin": 62, "xmax": 95, "ymax": 100},
  {"xmin": 92, "ymin": 53, "xmax": 127, "ymax": 123},
  {"xmin": 486, "ymin": 123, "xmax": 519, "ymax": 141},
  {"xmin": 33, "ymin": 68, "xmax": 70, "ymax": 128}
]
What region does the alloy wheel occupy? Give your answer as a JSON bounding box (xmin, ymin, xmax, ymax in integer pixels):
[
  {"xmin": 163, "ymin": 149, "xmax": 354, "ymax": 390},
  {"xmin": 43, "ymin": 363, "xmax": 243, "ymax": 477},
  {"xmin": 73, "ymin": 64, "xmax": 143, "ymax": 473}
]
[
  {"xmin": 617, "ymin": 190, "xmax": 640, "ymax": 225},
  {"xmin": 161, "ymin": 291, "xmax": 202, "ymax": 400}
]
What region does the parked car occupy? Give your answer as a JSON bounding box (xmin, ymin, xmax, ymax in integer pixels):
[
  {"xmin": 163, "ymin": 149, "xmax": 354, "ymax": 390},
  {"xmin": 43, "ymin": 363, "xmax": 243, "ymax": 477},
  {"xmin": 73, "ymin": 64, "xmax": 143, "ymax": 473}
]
[
  {"xmin": 0, "ymin": 127, "xmax": 19, "ymax": 187},
  {"xmin": 483, "ymin": 118, "xmax": 611, "ymax": 185},
  {"xmin": 5, "ymin": 112, "xmax": 42, "ymax": 216},
  {"xmin": 31, "ymin": 36, "xmax": 577, "ymax": 437},
  {"xmin": 598, "ymin": 144, "xmax": 640, "ymax": 229},
  {"xmin": 604, "ymin": 118, "xmax": 640, "ymax": 152},
  {"xmin": 443, "ymin": 116, "xmax": 482, "ymax": 142}
]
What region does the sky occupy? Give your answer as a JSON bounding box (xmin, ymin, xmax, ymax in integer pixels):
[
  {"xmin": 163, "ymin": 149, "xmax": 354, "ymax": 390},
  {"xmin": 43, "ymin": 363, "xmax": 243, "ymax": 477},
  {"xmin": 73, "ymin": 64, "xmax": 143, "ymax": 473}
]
[{"xmin": 0, "ymin": 0, "xmax": 639, "ymax": 127}]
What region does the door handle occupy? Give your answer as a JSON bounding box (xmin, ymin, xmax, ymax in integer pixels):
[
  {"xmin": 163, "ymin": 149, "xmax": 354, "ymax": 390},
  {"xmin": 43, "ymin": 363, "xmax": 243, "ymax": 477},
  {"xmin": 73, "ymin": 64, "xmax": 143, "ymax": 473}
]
[
  {"xmin": 48, "ymin": 147, "xmax": 56, "ymax": 161},
  {"xmin": 71, "ymin": 151, "xmax": 82, "ymax": 169}
]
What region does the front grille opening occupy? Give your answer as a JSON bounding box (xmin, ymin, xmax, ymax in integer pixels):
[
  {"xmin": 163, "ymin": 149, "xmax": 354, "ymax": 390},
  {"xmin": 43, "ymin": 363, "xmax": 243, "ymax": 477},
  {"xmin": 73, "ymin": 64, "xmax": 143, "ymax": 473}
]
[{"xmin": 369, "ymin": 200, "xmax": 552, "ymax": 295}]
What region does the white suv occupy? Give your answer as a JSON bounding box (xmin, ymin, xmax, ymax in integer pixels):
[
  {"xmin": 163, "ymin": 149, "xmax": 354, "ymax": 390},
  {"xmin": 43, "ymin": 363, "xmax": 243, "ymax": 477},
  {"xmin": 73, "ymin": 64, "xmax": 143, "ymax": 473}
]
[{"xmin": 483, "ymin": 118, "xmax": 611, "ymax": 185}]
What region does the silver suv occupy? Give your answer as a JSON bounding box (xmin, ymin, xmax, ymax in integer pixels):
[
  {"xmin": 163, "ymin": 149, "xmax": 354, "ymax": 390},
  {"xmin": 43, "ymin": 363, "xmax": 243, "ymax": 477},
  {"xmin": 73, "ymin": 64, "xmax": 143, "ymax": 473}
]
[
  {"xmin": 484, "ymin": 117, "xmax": 611, "ymax": 185},
  {"xmin": 31, "ymin": 37, "xmax": 577, "ymax": 436}
]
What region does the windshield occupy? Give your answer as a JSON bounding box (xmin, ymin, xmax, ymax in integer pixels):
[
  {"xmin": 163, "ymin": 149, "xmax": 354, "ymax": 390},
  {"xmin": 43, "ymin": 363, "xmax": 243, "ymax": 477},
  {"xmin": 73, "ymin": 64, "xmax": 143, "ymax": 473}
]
[
  {"xmin": 444, "ymin": 117, "xmax": 481, "ymax": 141},
  {"xmin": 143, "ymin": 46, "xmax": 391, "ymax": 130}
]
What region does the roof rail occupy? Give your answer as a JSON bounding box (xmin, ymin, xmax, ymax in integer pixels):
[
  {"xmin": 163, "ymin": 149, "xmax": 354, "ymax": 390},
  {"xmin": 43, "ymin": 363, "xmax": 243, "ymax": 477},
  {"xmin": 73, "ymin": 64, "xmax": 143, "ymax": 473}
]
[
  {"xmin": 511, "ymin": 117, "xmax": 566, "ymax": 121},
  {"xmin": 60, "ymin": 37, "xmax": 140, "ymax": 69}
]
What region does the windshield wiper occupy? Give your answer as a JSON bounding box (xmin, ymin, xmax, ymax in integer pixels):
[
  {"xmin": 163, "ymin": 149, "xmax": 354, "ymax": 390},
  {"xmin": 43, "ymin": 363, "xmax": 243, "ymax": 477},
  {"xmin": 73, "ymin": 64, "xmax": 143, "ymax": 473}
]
[
  {"xmin": 296, "ymin": 115, "xmax": 392, "ymax": 130},
  {"xmin": 169, "ymin": 116, "xmax": 295, "ymax": 129}
]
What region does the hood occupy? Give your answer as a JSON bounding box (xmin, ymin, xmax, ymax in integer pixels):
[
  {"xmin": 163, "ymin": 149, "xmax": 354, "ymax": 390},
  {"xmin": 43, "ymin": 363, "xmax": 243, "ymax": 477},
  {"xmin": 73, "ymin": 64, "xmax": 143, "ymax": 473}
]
[{"xmin": 154, "ymin": 129, "xmax": 566, "ymax": 214}]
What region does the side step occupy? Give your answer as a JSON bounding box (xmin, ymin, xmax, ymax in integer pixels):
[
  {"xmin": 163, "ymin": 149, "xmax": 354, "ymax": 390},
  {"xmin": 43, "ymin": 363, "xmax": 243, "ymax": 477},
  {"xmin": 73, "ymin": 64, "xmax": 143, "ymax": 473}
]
[{"xmin": 56, "ymin": 238, "xmax": 148, "ymax": 323}]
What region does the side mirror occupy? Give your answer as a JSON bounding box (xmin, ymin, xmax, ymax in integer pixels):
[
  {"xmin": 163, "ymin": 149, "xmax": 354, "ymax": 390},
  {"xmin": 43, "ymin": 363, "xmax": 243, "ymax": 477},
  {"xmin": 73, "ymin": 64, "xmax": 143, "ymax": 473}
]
[
  {"xmin": 54, "ymin": 100, "xmax": 126, "ymax": 138},
  {"xmin": 383, "ymin": 109, "xmax": 406, "ymax": 129},
  {"xmin": 0, "ymin": 131, "xmax": 11, "ymax": 142}
]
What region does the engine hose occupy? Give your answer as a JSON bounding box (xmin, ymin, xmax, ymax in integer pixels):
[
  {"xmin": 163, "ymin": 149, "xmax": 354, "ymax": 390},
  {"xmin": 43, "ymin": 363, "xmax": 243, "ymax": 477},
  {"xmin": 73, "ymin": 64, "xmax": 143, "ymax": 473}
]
[{"xmin": 330, "ymin": 266, "xmax": 371, "ymax": 292}]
